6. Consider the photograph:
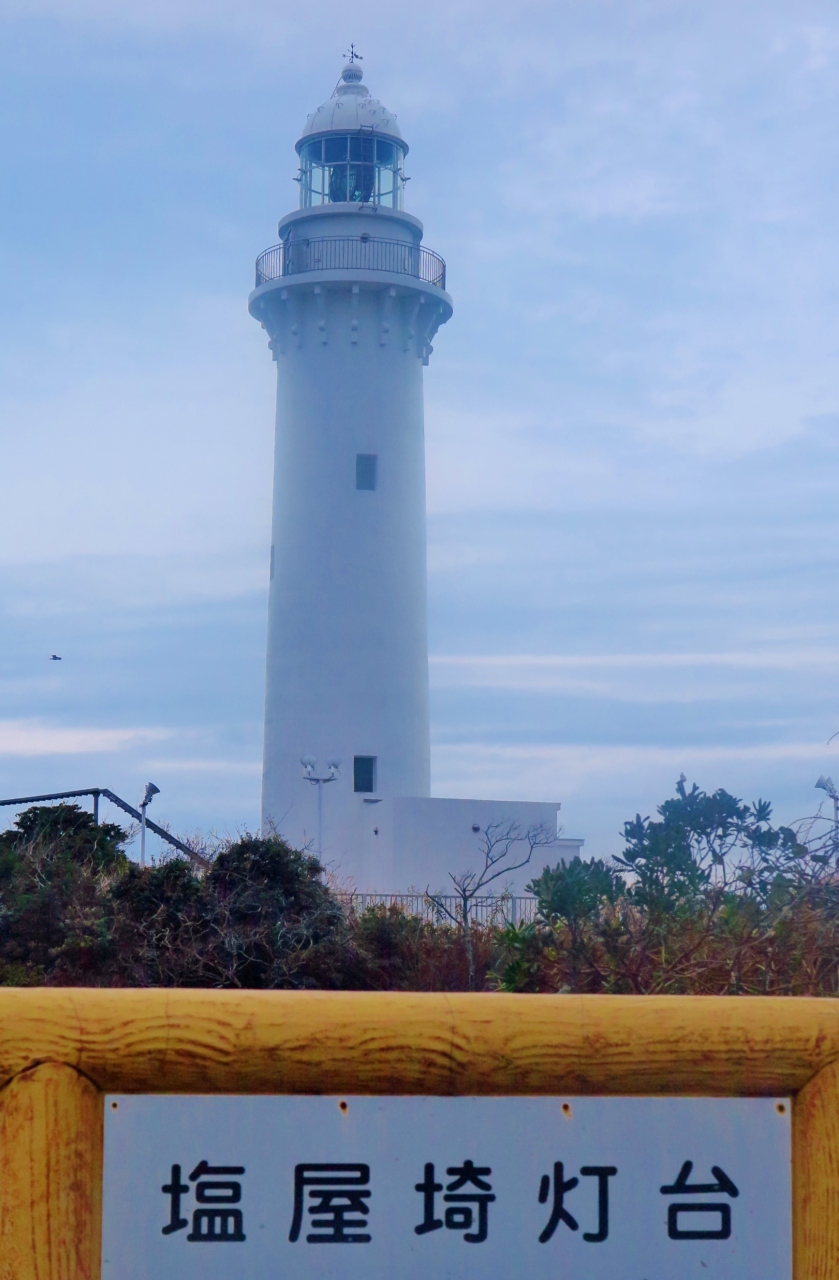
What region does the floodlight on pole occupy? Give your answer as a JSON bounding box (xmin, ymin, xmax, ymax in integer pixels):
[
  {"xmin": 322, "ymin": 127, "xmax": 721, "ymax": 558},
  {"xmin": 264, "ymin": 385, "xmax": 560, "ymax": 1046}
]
[
  {"xmin": 816, "ymin": 776, "xmax": 839, "ymax": 857},
  {"xmin": 301, "ymin": 757, "xmax": 341, "ymax": 859},
  {"xmin": 139, "ymin": 782, "xmax": 160, "ymax": 868}
]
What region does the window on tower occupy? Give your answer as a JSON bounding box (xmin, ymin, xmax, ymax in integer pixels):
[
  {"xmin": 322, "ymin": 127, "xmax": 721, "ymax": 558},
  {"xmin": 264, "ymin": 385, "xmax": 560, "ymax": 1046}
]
[
  {"xmin": 356, "ymin": 454, "xmax": 377, "ymax": 490},
  {"xmin": 298, "ymin": 134, "xmax": 405, "ymax": 209},
  {"xmin": 353, "ymin": 756, "xmax": 377, "ymax": 793}
]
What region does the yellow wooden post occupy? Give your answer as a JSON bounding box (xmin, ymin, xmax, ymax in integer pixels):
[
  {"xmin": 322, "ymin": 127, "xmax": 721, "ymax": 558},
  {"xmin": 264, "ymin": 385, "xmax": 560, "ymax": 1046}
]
[
  {"xmin": 0, "ymin": 1062, "xmax": 102, "ymax": 1280},
  {"xmin": 795, "ymin": 1059, "xmax": 839, "ymax": 1280}
]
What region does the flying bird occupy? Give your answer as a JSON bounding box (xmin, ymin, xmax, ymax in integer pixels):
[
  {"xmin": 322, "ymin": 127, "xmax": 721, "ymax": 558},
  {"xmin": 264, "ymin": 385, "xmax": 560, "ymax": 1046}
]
[{"xmin": 50, "ymin": 654, "xmax": 62, "ymax": 661}]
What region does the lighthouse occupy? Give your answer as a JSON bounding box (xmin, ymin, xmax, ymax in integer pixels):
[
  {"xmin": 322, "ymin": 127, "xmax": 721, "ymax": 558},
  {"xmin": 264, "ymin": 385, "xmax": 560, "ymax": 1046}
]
[
  {"xmin": 250, "ymin": 60, "xmax": 581, "ymax": 890},
  {"xmin": 249, "ymin": 57, "xmax": 450, "ymax": 865}
]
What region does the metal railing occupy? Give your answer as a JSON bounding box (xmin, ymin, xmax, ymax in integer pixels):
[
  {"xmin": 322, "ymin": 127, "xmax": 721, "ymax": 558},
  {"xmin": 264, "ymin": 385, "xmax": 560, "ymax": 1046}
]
[
  {"xmin": 255, "ymin": 236, "xmax": 446, "ymax": 290},
  {"xmin": 336, "ymin": 893, "xmax": 537, "ymax": 926},
  {"xmin": 0, "ymin": 788, "xmax": 208, "ymax": 868}
]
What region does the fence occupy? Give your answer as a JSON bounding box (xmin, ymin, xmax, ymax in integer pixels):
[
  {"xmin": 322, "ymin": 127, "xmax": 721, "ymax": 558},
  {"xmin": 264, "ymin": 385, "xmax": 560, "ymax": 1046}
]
[
  {"xmin": 336, "ymin": 892, "xmax": 537, "ymax": 925},
  {"xmin": 255, "ymin": 236, "xmax": 447, "ymax": 290}
]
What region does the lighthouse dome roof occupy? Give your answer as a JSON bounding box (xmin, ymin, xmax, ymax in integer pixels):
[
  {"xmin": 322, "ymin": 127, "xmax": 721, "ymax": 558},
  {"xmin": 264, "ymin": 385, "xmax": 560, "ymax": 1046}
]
[{"xmin": 296, "ymin": 63, "xmax": 406, "ymax": 153}]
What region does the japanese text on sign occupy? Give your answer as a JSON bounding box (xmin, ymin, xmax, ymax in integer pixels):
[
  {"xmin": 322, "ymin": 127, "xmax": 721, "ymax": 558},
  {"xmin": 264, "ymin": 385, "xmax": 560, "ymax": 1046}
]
[{"xmin": 103, "ymin": 1095, "xmax": 790, "ymax": 1280}]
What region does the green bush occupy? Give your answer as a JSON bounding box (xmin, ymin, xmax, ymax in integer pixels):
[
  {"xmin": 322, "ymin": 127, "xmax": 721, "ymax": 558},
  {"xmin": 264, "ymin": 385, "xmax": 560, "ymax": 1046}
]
[
  {"xmin": 0, "ymin": 781, "xmax": 837, "ymax": 995},
  {"xmin": 0, "ymin": 804, "xmax": 127, "ymax": 982}
]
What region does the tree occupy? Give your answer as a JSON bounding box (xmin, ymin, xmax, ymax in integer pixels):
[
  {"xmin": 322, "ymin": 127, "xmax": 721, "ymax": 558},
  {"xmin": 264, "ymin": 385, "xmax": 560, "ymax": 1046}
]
[
  {"xmin": 426, "ymin": 820, "xmax": 557, "ymax": 991},
  {"xmin": 527, "ymin": 856, "xmax": 624, "ymax": 942},
  {"xmin": 0, "ymin": 804, "xmax": 128, "ymax": 982},
  {"xmin": 614, "ymin": 774, "xmax": 807, "ymax": 918}
]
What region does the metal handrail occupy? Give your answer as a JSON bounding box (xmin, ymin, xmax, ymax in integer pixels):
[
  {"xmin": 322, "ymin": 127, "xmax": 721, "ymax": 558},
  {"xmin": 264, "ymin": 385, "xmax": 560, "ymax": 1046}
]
[
  {"xmin": 255, "ymin": 236, "xmax": 446, "ymax": 291},
  {"xmin": 0, "ymin": 788, "xmax": 208, "ymax": 868}
]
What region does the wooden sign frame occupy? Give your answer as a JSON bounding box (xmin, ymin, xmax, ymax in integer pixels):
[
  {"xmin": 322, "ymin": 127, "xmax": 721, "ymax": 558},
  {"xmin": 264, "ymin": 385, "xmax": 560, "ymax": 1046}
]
[{"xmin": 0, "ymin": 989, "xmax": 836, "ymax": 1280}]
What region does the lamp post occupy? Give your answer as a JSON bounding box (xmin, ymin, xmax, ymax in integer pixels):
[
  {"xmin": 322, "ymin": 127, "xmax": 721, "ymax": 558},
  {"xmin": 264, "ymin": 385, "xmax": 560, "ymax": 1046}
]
[
  {"xmin": 815, "ymin": 775, "xmax": 839, "ymax": 859},
  {"xmin": 301, "ymin": 757, "xmax": 341, "ymax": 859},
  {"xmin": 139, "ymin": 782, "xmax": 160, "ymax": 867}
]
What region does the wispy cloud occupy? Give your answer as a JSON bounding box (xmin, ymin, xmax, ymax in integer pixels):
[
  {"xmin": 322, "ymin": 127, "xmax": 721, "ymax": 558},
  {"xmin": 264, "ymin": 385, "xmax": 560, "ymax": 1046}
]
[
  {"xmin": 0, "ymin": 721, "xmax": 171, "ymax": 757},
  {"xmin": 435, "ymin": 737, "xmax": 831, "ymax": 791},
  {"xmin": 432, "ymin": 739, "xmax": 832, "ymax": 854},
  {"xmin": 433, "ymin": 649, "xmax": 839, "ymax": 679},
  {"xmin": 145, "ymin": 758, "xmax": 261, "ymax": 774}
]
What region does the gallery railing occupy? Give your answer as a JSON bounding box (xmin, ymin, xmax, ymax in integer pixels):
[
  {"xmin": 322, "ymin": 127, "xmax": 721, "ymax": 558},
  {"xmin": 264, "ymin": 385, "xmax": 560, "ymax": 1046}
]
[{"xmin": 255, "ymin": 236, "xmax": 446, "ymax": 290}]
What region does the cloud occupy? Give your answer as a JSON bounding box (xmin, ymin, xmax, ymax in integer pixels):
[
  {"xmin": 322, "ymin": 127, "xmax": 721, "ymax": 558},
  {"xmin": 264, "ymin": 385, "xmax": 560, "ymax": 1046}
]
[
  {"xmin": 431, "ymin": 649, "xmax": 839, "ymax": 691},
  {"xmin": 145, "ymin": 757, "xmax": 261, "ymax": 774},
  {"xmin": 432, "ymin": 739, "xmax": 832, "ymax": 857},
  {"xmin": 0, "ymin": 720, "xmax": 171, "ymax": 757},
  {"xmin": 0, "ymin": 302, "xmax": 275, "ymax": 565},
  {"xmin": 0, "ymin": 550, "xmax": 268, "ymax": 616},
  {"xmin": 0, "ymin": 0, "xmax": 283, "ymax": 34},
  {"xmin": 435, "ymin": 737, "xmax": 830, "ymax": 791}
]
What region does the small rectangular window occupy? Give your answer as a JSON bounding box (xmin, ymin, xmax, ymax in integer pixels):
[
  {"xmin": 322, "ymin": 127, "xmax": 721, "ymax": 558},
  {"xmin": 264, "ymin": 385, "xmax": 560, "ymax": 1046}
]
[
  {"xmin": 356, "ymin": 454, "xmax": 377, "ymax": 490},
  {"xmin": 353, "ymin": 756, "xmax": 377, "ymax": 793}
]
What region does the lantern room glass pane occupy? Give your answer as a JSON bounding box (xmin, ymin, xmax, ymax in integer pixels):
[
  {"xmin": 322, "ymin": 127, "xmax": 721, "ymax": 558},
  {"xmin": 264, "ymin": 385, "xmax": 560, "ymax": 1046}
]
[
  {"xmin": 327, "ymin": 164, "xmax": 348, "ymax": 202},
  {"xmin": 323, "ymin": 136, "xmax": 347, "ymax": 163},
  {"xmin": 377, "ymin": 165, "xmax": 394, "ymax": 202},
  {"xmin": 299, "ymin": 133, "xmax": 405, "ymax": 209},
  {"xmin": 350, "ymin": 164, "xmax": 375, "ymax": 202},
  {"xmin": 349, "ymin": 135, "xmax": 375, "ymax": 163}
]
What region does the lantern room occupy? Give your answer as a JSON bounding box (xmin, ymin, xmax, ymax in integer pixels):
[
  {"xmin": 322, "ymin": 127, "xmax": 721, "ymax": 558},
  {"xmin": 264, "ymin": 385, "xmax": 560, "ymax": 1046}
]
[{"xmin": 295, "ymin": 61, "xmax": 407, "ymax": 210}]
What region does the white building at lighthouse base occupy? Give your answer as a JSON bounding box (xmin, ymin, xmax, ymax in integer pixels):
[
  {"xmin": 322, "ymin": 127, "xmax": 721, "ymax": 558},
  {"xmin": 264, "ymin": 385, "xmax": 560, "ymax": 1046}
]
[{"xmin": 301, "ymin": 794, "xmax": 583, "ymax": 896}]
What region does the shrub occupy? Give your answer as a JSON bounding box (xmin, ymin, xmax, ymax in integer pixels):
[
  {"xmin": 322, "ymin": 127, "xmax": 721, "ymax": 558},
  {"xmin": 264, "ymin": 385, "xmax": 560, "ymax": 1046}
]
[
  {"xmin": 352, "ymin": 904, "xmax": 499, "ymax": 991},
  {"xmin": 495, "ymin": 779, "xmax": 839, "ymax": 995},
  {"xmin": 106, "ymin": 834, "xmax": 357, "ymax": 989},
  {"xmin": 2, "ymin": 782, "xmax": 838, "ymax": 996},
  {"xmin": 0, "ymin": 804, "xmax": 127, "ymax": 983}
]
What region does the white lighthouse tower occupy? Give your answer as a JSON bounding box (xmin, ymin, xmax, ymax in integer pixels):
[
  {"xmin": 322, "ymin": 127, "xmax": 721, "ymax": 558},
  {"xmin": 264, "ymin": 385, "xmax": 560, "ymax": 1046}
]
[
  {"xmin": 251, "ymin": 60, "xmax": 582, "ymax": 890},
  {"xmin": 249, "ymin": 58, "xmax": 451, "ymax": 868}
]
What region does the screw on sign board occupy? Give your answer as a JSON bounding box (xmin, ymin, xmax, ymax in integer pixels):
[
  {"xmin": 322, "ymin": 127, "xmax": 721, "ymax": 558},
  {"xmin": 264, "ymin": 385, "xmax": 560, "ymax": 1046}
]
[
  {"xmin": 2, "ymin": 991, "xmax": 839, "ymax": 1280},
  {"xmin": 102, "ymin": 1096, "xmax": 791, "ymax": 1279}
]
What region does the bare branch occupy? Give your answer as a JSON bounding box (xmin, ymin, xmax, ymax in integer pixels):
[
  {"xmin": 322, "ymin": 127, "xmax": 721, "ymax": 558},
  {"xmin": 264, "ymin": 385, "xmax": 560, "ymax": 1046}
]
[
  {"xmin": 469, "ymin": 821, "xmax": 557, "ymax": 896},
  {"xmin": 424, "ymin": 886, "xmax": 460, "ymax": 926}
]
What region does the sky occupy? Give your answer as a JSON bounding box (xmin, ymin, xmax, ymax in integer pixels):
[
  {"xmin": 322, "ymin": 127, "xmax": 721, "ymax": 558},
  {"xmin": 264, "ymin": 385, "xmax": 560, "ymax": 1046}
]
[{"xmin": 1, "ymin": 0, "xmax": 839, "ymax": 864}]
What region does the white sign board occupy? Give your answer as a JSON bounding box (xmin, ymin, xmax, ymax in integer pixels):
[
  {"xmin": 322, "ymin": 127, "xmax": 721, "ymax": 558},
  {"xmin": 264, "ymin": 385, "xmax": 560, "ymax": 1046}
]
[{"xmin": 103, "ymin": 1094, "xmax": 790, "ymax": 1280}]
